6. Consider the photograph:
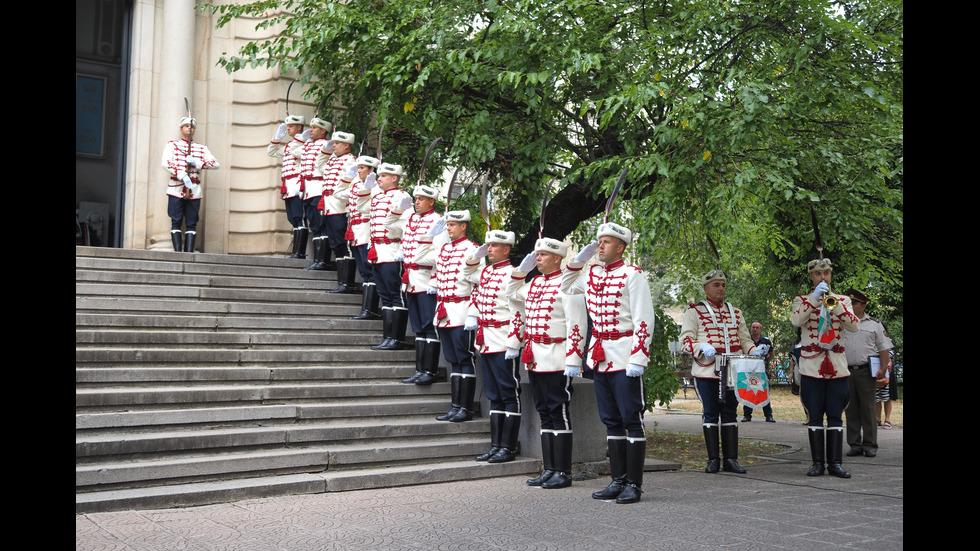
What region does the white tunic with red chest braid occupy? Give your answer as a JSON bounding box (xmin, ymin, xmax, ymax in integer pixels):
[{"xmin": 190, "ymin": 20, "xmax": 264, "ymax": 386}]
[
  {"xmin": 507, "ymin": 270, "xmax": 587, "ymax": 372},
  {"xmin": 318, "ymin": 152, "xmax": 356, "ymax": 214},
  {"xmin": 162, "ymin": 139, "xmax": 219, "ymax": 199},
  {"xmin": 367, "ymin": 187, "xmax": 411, "ymax": 263},
  {"xmin": 470, "ymin": 259, "xmax": 516, "ymax": 354},
  {"xmin": 299, "ymin": 138, "xmax": 329, "ymax": 199},
  {"xmin": 433, "ymin": 237, "xmax": 482, "ymax": 328},
  {"xmin": 400, "ymin": 209, "xmax": 445, "ymax": 293},
  {"xmin": 791, "ymin": 292, "xmax": 860, "ymax": 379},
  {"xmin": 679, "ymin": 299, "xmax": 756, "ymax": 379},
  {"xmin": 346, "ymin": 177, "xmax": 372, "ymax": 246},
  {"xmin": 561, "ymin": 259, "xmax": 655, "ymax": 373},
  {"xmin": 267, "ymin": 136, "xmax": 304, "ymax": 198}
]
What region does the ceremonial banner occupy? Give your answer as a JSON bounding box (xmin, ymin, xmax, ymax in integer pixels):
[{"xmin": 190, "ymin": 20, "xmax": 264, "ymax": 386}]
[{"xmin": 733, "ymin": 357, "xmax": 770, "ymax": 409}]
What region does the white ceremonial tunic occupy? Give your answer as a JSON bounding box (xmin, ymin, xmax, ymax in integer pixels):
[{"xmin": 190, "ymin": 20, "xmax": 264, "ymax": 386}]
[
  {"xmin": 433, "ymin": 236, "xmax": 482, "ymax": 328},
  {"xmin": 401, "ymin": 209, "xmax": 447, "ymax": 293},
  {"xmin": 267, "ymin": 136, "xmax": 305, "ymax": 198},
  {"xmin": 470, "ymin": 259, "xmax": 517, "ymax": 354},
  {"xmin": 299, "ymin": 138, "xmax": 329, "ymax": 199},
  {"xmin": 162, "ymin": 139, "xmax": 219, "ymax": 199},
  {"xmin": 679, "ymin": 299, "xmax": 757, "ymax": 379},
  {"xmin": 791, "ymin": 292, "xmax": 860, "ymax": 379},
  {"xmin": 367, "ymin": 187, "xmax": 411, "ymax": 263},
  {"xmin": 319, "ymin": 153, "xmax": 356, "ymax": 215},
  {"xmin": 561, "ymin": 259, "xmax": 655, "ymax": 373},
  {"xmin": 346, "ymin": 177, "xmax": 372, "ymax": 246},
  {"xmin": 507, "ymin": 269, "xmax": 587, "ymax": 372}
]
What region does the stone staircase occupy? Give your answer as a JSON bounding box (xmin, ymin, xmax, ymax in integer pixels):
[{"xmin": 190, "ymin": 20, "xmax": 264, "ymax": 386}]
[{"xmin": 75, "ymin": 246, "xmax": 539, "ymax": 513}]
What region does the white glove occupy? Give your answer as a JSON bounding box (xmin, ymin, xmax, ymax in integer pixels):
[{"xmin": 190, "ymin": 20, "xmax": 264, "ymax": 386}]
[
  {"xmin": 505, "ymin": 347, "xmax": 520, "ymax": 360},
  {"xmin": 363, "ymin": 173, "xmax": 378, "ymax": 190},
  {"xmin": 812, "ymin": 281, "xmax": 829, "ymax": 300},
  {"xmin": 574, "ymin": 241, "xmax": 599, "ymax": 263},
  {"xmin": 464, "ymin": 316, "xmax": 478, "ymax": 331},
  {"xmin": 300, "ymin": 128, "xmax": 311, "ymax": 141},
  {"xmin": 394, "ymin": 250, "xmax": 404, "ymax": 262},
  {"xmin": 181, "ymin": 174, "xmax": 193, "ymax": 187},
  {"xmin": 751, "ymin": 344, "xmax": 770, "ymax": 357},
  {"xmin": 699, "ymin": 343, "xmax": 717, "ymax": 358},
  {"xmin": 427, "ymin": 285, "xmax": 438, "ymax": 295},
  {"xmin": 397, "ymin": 195, "xmax": 413, "ymax": 212},
  {"xmin": 321, "ymin": 139, "xmax": 335, "ymax": 153},
  {"xmin": 564, "ymin": 365, "xmax": 581, "ymax": 378},
  {"xmin": 427, "ymin": 219, "xmax": 447, "ymax": 237},
  {"xmin": 345, "ymin": 163, "xmax": 358, "ymax": 180},
  {"xmin": 518, "ymin": 252, "xmax": 537, "ymax": 273},
  {"xmin": 626, "ymin": 363, "xmax": 644, "ymax": 377},
  {"xmin": 274, "ymin": 123, "xmax": 287, "ymax": 141},
  {"xmin": 185, "ymin": 156, "xmax": 200, "ymax": 169},
  {"xmin": 472, "ymin": 242, "xmax": 489, "ymax": 260}
]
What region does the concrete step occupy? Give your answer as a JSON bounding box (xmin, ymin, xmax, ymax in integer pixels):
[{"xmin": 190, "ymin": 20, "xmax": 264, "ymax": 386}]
[
  {"xmin": 76, "ymin": 415, "xmax": 490, "ymax": 458},
  {"xmin": 75, "ymin": 246, "xmax": 490, "ymax": 514},
  {"xmin": 75, "ymin": 458, "xmax": 541, "ymax": 513}
]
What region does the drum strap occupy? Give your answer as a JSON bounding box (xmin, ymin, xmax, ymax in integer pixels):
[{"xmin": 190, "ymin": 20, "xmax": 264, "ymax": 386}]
[{"xmin": 701, "ymin": 301, "xmax": 737, "ymax": 354}]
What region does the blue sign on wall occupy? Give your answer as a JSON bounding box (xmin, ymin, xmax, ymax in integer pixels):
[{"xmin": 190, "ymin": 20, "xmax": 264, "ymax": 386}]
[{"xmin": 76, "ymin": 74, "xmax": 106, "ymax": 157}]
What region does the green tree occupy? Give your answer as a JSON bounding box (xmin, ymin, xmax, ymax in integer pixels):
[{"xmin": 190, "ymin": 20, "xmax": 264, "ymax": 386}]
[{"xmin": 208, "ymin": 0, "xmax": 903, "ymax": 399}]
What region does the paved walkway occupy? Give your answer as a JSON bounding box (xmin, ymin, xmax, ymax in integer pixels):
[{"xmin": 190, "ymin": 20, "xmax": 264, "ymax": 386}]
[{"xmin": 76, "ymin": 408, "xmax": 903, "ymax": 550}]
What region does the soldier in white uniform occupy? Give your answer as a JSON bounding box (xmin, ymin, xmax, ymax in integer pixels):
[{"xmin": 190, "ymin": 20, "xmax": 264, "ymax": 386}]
[
  {"xmin": 162, "ymin": 117, "xmax": 219, "ymax": 252},
  {"xmin": 319, "ymin": 131, "xmax": 358, "ymax": 290},
  {"xmin": 430, "ymin": 211, "xmax": 483, "ymax": 421},
  {"xmin": 367, "ymin": 163, "xmax": 413, "ymax": 350},
  {"xmin": 679, "ymin": 270, "xmax": 766, "ymax": 474},
  {"xmin": 267, "ymin": 114, "xmax": 307, "ymax": 258},
  {"xmin": 468, "ymin": 230, "xmax": 522, "ymax": 462},
  {"xmin": 398, "ymin": 184, "xmax": 448, "ymax": 384},
  {"xmin": 507, "ymin": 238, "xmax": 587, "ymax": 488},
  {"xmin": 790, "ymin": 258, "xmax": 860, "ymax": 478},
  {"xmin": 561, "ymin": 222, "xmax": 654, "ymax": 504},
  {"xmin": 346, "ymin": 156, "xmax": 382, "ymax": 320},
  {"xmin": 298, "ymin": 117, "xmax": 333, "ymax": 270}
]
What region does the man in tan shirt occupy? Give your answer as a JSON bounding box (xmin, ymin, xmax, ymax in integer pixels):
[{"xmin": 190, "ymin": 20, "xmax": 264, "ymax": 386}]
[{"xmin": 842, "ymin": 288, "xmax": 894, "ymax": 458}]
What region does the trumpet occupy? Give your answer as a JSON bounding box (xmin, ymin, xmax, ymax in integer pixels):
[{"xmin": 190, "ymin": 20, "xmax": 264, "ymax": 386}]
[{"xmin": 822, "ymin": 294, "xmax": 838, "ymax": 310}]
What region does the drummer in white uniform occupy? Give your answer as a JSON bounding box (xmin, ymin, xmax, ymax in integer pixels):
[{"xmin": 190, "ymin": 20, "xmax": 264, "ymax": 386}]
[{"xmin": 679, "ymin": 269, "xmax": 766, "ymax": 474}]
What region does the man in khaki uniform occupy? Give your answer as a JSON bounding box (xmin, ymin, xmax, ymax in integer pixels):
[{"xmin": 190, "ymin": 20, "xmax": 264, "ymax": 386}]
[{"xmin": 842, "ymin": 288, "xmax": 893, "ymax": 458}]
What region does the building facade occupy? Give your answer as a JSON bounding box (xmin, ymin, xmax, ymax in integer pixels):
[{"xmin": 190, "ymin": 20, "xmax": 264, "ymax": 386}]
[{"xmin": 76, "ymin": 0, "xmax": 315, "ymax": 255}]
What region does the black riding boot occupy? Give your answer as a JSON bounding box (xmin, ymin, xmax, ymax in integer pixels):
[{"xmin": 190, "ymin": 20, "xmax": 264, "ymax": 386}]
[
  {"xmin": 721, "ymin": 424, "xmax": 747, "ymax": 474},
  {"xmin": 616, "ymin": 437, "xmax": 645, "ymax": 503},
  {"xmin": 527, "ymin": 432, "xmax": 556, "ymax": 486},
  {"xmin": 436, "ymin": 374, "xmax": 461, "ymax": 421},
  {"xmin": 489, "ymin": 412, "xmax": 522, "ymax": 464},
  {"xmin": 476, "ymin": 412, "xmax": 503, "ymax": 461},
  {"xmin": 703, "ymin": 423, "xmax": 721, "ymax": 473},
  {"xmin": 806, "ymin": 427, "xmax": 826, "ymax": 476},
  {"xmin": 593, "ymin": 438, "xmax": 627, "ymax": 499},
  {"xmin": 542, "ymin": 432, "xmax": 572, "ymax": 488},
  {"xmin": 826, "ymin": 428, "xmax": 852, "ymax": 479}
]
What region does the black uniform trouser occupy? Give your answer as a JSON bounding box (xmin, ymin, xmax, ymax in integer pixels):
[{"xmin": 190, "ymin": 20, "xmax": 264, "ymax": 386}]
[
  {"xmin": 801, "ymin": 376, "xmax": 849, "ymax": 429},
  {"xmin": 406, "ymin": 292, "xmax": 437, "ymax": 340},
  {"xmin": 594, "ymin": 370, "xmax": 645, "ymax": 438},
  {"xmin": 438, "ymin": 326, "xmax": 475, "ymax": 375},
  {"xmin": 284, "ymin": 196, "xmax": 304, "ymax": 228},
  {"xmin": 324, "ymin": 213, "xmax": 350, "ymax": 258},
  {"xmin": 481, "ymin": 352, "xmax": 521, "ymax": 414},
  {"xmin": 529, "ymin": 370, "xmax": 573, "ymax": 431},
  {"xmin": 373, "ymin": 262, "xmax": 403, "ymax": 308},
  {"xmin": 350, "ymin": 244, "xmax": 373, "ymax": 284},
  {"xmin": 168, "ymin": 196, "xmax": 201, "ymax": 232}
]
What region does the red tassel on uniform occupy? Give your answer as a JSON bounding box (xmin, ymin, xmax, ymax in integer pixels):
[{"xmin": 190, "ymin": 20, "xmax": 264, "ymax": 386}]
[
  {"xmin": 818, "ymin": 354, "xmax": 836, "ymax": 378},
  {"xmin": 367, "ymin": 246, "xmax": 377, "ymax": 262},
  {"xmin": 280, "ymin": 181, "xmax": 287, "ymax": 195},
  {"xmin": 476, "ymin": 326, "xmax": 484, "ymax": 347},
  {"xmin": 436, "ymin": 301, "xmax": 448, "ymax": 320},
  {"xmin": 402, "ymin": 269, "xmax": 410, "ymax": 284},
  {"xmin": 521, "ymin": 342, "xmax": 534, "ymax": 364},
  {"xmin": 317, "ymin": 196, "xmax": 324, "ymax": 211},
  {"xmin": 591, "ymin": 339, "xmax": 606, "ymax": 363},
  {"xmin": 345, "ymin": 228, "xmax": 354, "ymax": 240}
]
